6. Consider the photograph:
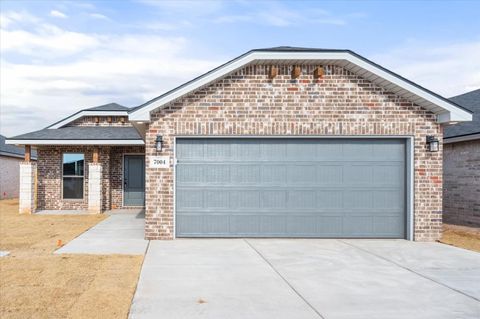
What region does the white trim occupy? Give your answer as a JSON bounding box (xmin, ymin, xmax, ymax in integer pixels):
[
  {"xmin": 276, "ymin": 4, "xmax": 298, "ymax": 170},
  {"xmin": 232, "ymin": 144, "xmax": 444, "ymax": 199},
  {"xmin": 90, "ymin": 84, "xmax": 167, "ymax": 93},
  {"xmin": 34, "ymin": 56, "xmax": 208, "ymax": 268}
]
[
  {"xmin": 406, "ymin": 137, "xmax": 415, "ymax": 241},
  {"xmin": 61, "ymin": 152, "xmax": 85, "ymax": 201},
  {"xmin": 122, "ymin": 153, "xmax": 146, "ymax": 207},
  {"xmin": 0, "ymin": 151, "xmax": 37, "ymax": 160},
  {"xmin": 443, "ymin": 133, "xmax": 480, "ymax": 144},
  {"xmin": 129, "ymin": 51, "xmax": 472, "ymax": 123},
  {"xmin": 173, "ymin": 138, "xmax": 177, "ymax": 239},
  {"xmin": 48, "ymin": 111, "xmax": 128, "ymax": 129},
  {"xmin": 173, "ymin": 135, "xmax": 415, "ymax": 240},
  {"xmin": 6, "ymin": 139, "xmax": 144, "ymax": 145}
]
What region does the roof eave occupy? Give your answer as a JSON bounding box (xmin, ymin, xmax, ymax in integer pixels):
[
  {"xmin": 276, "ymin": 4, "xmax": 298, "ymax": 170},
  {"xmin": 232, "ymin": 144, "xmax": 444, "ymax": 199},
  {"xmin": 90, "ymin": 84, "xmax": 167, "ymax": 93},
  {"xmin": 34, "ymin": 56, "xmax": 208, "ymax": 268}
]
[
  {"xmin": 5, "ymin": 139, "xmax": 145, "ymax": 146},
  {"xmin": 443, "ymin": 132, "xmax": 480, "ymax": 144}
]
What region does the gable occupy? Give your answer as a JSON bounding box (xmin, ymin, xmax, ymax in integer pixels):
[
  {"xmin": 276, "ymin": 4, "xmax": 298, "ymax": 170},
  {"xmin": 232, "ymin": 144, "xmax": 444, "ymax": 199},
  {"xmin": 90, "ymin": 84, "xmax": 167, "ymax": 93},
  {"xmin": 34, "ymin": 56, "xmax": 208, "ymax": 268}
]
[{"xmin": 129, "ymin": 48, "xmax": 472, "ymax": 124}]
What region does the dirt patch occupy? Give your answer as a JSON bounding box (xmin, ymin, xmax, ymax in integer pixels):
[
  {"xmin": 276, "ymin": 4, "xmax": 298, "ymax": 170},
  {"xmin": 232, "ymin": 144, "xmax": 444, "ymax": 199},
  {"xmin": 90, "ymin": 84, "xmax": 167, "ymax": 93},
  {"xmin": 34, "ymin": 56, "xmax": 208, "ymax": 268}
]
[
  {"xmin": 440, "ymin": 223, "xmax": 480, "ymax": 252},
  {"xmin": 0, "ymin": 199, "xmax": 143, "ymax": 319}
]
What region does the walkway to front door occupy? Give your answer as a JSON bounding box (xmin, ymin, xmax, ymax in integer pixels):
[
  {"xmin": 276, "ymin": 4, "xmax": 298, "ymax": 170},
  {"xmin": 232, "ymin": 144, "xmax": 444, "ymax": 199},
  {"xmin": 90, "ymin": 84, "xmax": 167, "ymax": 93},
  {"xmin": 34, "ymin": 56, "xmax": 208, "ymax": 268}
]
[{"xmin": 124, "ymin": 155, "xmax": 145, "ymax": 206}]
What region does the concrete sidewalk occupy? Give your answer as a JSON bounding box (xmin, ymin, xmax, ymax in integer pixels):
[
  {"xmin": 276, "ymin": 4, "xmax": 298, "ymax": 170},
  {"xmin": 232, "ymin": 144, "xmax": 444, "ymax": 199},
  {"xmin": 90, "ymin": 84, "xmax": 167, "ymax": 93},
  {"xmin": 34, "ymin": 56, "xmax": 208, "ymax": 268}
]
[
  {"xmin": 130, "ymin": 239, "xmax": 480, "ymax": 319},
  {"xmin": 55, "ymin": 211, "xmax": 148, "ymax": 255}
]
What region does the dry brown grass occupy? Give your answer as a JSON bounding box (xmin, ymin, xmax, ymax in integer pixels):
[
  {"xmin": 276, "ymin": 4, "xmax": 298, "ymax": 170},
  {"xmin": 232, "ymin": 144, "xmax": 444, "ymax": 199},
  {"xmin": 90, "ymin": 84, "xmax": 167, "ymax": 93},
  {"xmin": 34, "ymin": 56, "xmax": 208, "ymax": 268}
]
[
  {"xmin": 0, "ymin": 199, "xmax": 143, "ymax": 319},
  {"xmin": 440, "ymin": 223, "xmax": 480, "ymax": 253}
]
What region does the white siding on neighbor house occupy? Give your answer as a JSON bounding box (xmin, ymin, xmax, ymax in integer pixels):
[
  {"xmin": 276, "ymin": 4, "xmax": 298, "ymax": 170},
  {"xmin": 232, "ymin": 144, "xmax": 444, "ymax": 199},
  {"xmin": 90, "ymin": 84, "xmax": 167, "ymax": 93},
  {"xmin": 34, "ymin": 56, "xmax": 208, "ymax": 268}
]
[{"xmin": 0, "ymin": 156, "xmax": 22, "ymax": 199}]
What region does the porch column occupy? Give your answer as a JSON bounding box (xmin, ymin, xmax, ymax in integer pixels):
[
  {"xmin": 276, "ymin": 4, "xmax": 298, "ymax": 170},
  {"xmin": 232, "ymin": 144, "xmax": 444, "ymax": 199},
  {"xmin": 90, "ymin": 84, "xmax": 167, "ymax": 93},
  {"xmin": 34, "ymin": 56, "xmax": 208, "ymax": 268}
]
[
  {"xmin": 88, "ymin": 148, "xmax": 102, "ymax": 213},
  {"xmin": 19, "ymin": 146, "xmax": 36, "ymax": 214}
]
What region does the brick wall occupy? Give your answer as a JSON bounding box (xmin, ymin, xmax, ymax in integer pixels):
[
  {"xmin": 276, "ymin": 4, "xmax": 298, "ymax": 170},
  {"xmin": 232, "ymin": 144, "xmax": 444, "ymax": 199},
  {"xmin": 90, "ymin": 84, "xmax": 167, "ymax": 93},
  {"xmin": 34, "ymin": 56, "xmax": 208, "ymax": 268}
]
[
  {"xmin": 66, "ymin": 116, "xmax": 130, "ymax": 127},
  {"xmin": 37, "ymin": 145, "xmax": 144, "ymax": 211},
  {"xmin": 145, "ymin": 64, "xmax": 443, "ymax": 241},
  {"xmin": 443, "ymin": 140, "xmax": 480, "ymax": 227}
]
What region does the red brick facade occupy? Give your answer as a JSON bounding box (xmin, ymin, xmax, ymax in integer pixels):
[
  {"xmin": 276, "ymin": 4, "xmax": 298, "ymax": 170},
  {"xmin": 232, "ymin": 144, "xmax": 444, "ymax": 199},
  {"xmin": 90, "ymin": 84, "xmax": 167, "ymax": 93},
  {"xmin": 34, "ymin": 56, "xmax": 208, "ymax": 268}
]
[
  {"xmin": 66, "ymin": 116, "xmax": 130, "ymax": 127},
  {"xmin": 145, "ymin": 64, "xmax": 443, "ymax": 241}
]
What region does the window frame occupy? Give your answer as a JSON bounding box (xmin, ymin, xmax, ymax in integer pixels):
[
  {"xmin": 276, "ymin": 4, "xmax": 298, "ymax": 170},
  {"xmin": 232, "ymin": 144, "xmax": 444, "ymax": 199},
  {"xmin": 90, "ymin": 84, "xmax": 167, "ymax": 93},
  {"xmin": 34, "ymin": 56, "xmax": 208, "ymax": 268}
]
[{"xmin": 61, "ymin": 153, "xmax": 85, "ymax": 200}]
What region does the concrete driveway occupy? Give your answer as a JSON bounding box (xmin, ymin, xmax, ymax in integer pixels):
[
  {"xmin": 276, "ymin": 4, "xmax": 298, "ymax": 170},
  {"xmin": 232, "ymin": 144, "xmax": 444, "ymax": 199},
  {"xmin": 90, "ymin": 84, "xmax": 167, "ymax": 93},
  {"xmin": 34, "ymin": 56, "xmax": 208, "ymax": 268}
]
[{"xmin": 130, "ymin": 239, "xmax": 480, "ymax": 319}]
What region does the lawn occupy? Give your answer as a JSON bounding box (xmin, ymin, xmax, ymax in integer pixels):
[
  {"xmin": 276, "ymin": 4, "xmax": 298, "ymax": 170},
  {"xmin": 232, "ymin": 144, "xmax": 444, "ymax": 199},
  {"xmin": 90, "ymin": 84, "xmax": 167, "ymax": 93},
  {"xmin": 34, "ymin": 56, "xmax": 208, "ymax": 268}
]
[
  {"xmin": 0, "ymin": 199, "xmax": 143, "ymax": 319},
  {"xmin": 440, "ymin": 223, "xmax": 480, "ymax": 252}
]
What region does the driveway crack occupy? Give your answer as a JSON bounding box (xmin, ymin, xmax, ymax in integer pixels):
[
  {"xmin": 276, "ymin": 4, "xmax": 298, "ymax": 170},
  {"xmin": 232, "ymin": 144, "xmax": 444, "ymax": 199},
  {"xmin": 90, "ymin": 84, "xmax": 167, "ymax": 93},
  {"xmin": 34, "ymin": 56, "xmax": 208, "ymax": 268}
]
[
  {"xmin": 339, "ymin": 240, "xmax": 480, "ymax": 303},
  {"xmin": 243, "ymin": 239, "xmax": 326, "ymax": 319}
]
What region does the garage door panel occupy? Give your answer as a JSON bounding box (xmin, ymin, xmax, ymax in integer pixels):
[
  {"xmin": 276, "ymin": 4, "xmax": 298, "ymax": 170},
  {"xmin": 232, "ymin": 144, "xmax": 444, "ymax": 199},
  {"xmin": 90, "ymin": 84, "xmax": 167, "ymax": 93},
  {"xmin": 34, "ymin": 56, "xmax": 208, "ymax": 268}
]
[
  {"xmin": 317, "ymin": 165, "xmax": 343, "ymax": 184},
  {"xmin": 374, "ymin": 216, "xmax": 404, "ymax": 235},
  {"xmin": 176, "ymin": 138, "xmax": 406, "ymax": 238},
  {"xmin": 231, "ymin": 165, "xmax": 261, "ymax": 184},
  {"xmin": 316, "ymin": 191, "xmax": 343, "ymax": 209},
  {"xmin": 261, "ymin": 165, "xmax": 287, "ymax": 184},
  {"xmin": 206, "ymin": 190, "xmax": 229, "ymax": 208},
  {"xmin": 230, "ymin": 190, "xmax": 260, "ymax": 209},
  {"xmin": 373, "ymin": 164, "xmax": 404, "ymax": 186},
  {"xmin": 262, "ymin": 190, "xmax": 287, "ymax": 209},
  {"xmin": 374, "ymin": 190, "xmax": 404, "ymax": 210},
  {"xmin": 285, "ymin": 190, "xmax": 315, "ymax": 209}
]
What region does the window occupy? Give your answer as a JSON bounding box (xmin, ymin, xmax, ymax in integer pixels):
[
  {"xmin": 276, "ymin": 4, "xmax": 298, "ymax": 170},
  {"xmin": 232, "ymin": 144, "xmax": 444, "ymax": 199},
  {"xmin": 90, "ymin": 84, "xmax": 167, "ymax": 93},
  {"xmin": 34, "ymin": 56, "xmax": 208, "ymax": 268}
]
[{"xmin": 62, "ymin": 153, "xmax": 84, "ymax": 199}]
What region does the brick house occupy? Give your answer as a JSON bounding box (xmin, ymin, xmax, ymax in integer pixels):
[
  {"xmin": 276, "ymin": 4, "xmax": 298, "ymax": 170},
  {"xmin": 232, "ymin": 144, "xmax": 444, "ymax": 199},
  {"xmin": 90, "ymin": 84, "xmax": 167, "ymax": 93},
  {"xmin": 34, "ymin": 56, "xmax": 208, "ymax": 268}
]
[
  {"xmin": 0, "ymin": 134, "xmax": 37, "ymax": 199},
  {"xmin": 6, "ymin": 47, "xmax": 472, "ymax": 241},
  {"xmin": 443, "ymin": 89, "xmax": 480, "ymax": 227}
]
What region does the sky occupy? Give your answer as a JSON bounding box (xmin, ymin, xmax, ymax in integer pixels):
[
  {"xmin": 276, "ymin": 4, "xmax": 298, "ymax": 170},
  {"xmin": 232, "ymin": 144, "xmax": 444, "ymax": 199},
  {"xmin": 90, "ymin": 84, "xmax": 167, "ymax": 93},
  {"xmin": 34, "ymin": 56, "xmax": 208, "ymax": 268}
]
[{"xmin": 1, "ymin": 0, "xmax": 479, "ymax": 137}]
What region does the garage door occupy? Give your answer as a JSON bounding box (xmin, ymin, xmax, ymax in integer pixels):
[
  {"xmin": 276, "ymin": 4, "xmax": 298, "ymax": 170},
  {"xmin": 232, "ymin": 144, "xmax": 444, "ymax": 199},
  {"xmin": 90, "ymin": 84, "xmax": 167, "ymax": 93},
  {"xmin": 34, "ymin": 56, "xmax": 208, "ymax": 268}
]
[{"xmin": 176, "ymin": 138, "xmax": 406, "ymax": 238}]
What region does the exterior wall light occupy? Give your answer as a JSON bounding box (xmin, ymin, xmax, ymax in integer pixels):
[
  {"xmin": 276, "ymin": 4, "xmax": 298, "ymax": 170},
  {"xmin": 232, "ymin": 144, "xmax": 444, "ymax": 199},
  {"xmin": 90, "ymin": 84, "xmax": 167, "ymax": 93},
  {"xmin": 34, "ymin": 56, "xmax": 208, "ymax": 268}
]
[
  {"xmin": 155, "ymin": 135, "xmax": 163, "ymax": 152},
  {"xmin": 426, "ymin": 135, "xmax": 439, "ymax": 152}
]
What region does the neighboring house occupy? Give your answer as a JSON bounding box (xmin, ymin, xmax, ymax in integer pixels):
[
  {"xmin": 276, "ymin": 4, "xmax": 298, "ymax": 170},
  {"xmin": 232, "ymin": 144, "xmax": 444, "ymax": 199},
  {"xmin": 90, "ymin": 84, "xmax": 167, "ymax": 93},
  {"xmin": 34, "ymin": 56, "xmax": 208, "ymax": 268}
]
[
  {"xmin": 6, "ymin": 47, "xmax": 472, "ymax": 241},
  {"xmin": 443, "ymin": 89, "xmax": 480, "ymax": 227},
  {"xmin": 0, "ymin": 134, "xmax": 37, "ymax": 199}
]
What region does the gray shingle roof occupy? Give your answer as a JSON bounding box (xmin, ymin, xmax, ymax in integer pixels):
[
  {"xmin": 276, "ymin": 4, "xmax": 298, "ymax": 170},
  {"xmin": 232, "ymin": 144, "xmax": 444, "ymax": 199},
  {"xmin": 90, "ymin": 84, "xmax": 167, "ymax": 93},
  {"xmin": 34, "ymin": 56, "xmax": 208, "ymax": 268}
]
[
  {"xmin": 0, "ymin": 134, "xmax": 37, "ymax": 158},
  {"xmin": 9, "ymin": 127, "xmax": 142, "ymax": 140},
  {"xmin": 445, "ymin": 89, "xmax": 480, "ymax": 138},
  {"xmin": 85, "ymin": 103, "xmax": 130, "ymax": 111}
]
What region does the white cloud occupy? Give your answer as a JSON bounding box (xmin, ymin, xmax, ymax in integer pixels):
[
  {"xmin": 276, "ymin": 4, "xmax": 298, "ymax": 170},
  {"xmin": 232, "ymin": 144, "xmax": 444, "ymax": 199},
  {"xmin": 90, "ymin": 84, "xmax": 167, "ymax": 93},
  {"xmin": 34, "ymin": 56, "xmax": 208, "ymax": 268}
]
[
  {"xmin": 89, "ymin": 13, "xmax": 109, "ymax": 20},
  {"xmin": 0, "ymin": 11, "xmax": 221, "ymax": 137},
  {"xmin": 372, "ymin": 40, "xmax": 480, "ymax": 97},
  {"xmin": 212, "ymin": 3, "xmax": 348, "ymax": 27},
  {"xmin": 50, "ymin": 10, "xmax": 68, "ymax": 19},
  {"xmin": 1, "ymin": 25, "xmax": 99, "ymax": 57},
  {"xmin": 0, "ymin": 11, "xmax": 40, "ymax": 28}
]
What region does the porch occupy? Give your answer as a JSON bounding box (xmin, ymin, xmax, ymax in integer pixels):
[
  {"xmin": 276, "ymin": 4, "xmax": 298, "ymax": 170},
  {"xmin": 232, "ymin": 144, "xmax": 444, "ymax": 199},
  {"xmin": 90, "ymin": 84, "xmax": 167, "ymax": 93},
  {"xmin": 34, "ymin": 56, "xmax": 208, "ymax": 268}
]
[{"xmin": 18, "ymin": 144, "xmax": 146, "ymax": 215}]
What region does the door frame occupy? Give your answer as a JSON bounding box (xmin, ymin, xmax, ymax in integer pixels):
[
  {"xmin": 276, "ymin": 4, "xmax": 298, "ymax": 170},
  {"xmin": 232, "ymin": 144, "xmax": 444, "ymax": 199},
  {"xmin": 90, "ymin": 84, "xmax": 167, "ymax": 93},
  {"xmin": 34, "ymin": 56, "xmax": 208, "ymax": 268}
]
[
  {"xmin": 173, "ymin": 136, "xmax": 415, "ymax": 240},
  {"xmin": 122, "ymin": 153, "xmax": 146, "ymax": 207}
]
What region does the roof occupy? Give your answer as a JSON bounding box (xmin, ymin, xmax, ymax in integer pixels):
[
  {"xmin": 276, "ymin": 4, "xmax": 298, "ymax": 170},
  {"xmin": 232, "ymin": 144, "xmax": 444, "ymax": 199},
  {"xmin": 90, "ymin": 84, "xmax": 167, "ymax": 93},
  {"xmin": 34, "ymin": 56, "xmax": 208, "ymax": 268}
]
[
  {"xmin": 129, "ymin": 46, "xmax": 472, "ymax": 124},
  {"xmin": 85, "ymin": 103, "xmax": 130, "ymax": 112},
  {"xmin": 444, "ymin": 89, "xmax": 480, "ymax": 140},
  {"xmin": 0, "ymin": 134, "xmax": 37, "ymax": 159},
  {"xmin": 6, "ymin": 127, "xmax": 144, "ymax": 145},
  {"xmin": 47, "ymin": 102, "xmax": 131, "ymax": 129}
]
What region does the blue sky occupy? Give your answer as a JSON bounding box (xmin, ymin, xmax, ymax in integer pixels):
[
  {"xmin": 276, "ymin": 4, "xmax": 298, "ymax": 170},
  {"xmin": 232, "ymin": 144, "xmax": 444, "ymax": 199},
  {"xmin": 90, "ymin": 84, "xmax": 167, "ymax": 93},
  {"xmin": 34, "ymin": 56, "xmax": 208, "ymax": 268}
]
[{"xmin": 1, "ymin": 0, "xmax": 479, "ymax": 136}]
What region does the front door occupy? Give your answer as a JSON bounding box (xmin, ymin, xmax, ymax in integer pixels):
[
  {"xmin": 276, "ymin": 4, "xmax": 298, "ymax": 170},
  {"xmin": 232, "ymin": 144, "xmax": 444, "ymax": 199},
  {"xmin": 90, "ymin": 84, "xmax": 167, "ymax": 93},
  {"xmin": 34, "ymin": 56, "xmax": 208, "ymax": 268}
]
[{"xmin": 124, "ymin": 155, "xmax": 145, "ymax": 206}]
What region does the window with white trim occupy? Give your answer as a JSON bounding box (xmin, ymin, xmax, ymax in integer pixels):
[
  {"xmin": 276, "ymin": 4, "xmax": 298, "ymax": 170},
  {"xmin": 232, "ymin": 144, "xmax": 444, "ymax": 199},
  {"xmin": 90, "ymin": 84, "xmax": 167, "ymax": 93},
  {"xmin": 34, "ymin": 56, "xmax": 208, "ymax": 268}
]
[{"xmin": 62, "ymin": 153, "xmax": 84, "ymax": 199}]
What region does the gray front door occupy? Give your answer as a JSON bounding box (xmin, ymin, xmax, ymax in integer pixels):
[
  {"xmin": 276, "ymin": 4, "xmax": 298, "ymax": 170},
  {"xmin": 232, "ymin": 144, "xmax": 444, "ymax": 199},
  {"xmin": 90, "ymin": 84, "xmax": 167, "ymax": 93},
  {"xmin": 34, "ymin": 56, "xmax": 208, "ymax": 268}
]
[
  {"xmin": 124, "ymin": 155, "xmax": 145, "ymax": 206},
  {"xmin": 176, "ymin": 138, "xmax": 406, "ymax": 238}
]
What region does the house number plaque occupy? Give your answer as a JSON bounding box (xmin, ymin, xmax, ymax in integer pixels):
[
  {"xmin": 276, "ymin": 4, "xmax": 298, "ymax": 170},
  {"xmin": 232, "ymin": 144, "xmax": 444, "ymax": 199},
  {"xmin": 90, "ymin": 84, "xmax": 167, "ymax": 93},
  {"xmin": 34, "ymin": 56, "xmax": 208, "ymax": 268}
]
[{"xmin": 150, "ymin": 156, "xmax": 170, "ymax": 168}]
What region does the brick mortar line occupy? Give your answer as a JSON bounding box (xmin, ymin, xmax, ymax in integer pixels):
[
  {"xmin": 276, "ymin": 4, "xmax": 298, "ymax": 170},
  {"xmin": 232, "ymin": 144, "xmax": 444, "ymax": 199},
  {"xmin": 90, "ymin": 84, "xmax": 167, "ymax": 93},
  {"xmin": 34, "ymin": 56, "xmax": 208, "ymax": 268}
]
[
  {"xmin": 243, "ymin": 239, "xmax": 326, "ymax": 319},
  {"xmin": 338, "ymin": 240, "xmax": 480, "ymax": 303}
]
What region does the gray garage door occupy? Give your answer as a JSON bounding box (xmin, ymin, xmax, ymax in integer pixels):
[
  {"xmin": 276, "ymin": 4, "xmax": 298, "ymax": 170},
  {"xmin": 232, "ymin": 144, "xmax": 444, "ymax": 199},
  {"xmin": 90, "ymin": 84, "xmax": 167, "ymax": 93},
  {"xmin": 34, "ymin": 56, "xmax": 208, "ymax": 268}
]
[{"xmin": 176, "ymin": 138, "xmax": 406, "ymax": 238}]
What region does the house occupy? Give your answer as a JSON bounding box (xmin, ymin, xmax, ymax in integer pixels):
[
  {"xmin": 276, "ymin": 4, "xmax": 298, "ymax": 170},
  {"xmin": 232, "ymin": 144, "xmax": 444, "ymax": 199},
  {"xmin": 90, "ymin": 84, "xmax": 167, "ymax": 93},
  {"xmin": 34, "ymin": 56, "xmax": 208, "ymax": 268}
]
[
  {"xmin": 443, "ymin": 89, "xmax": 480, "ymax": 227},
  {"xmin": 6, "ymin": 47, "xmax": 472, "ymax": 241},
  {"xmin": 0, "ymin": 134, "xmax": 37, "ymax": 199}
]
